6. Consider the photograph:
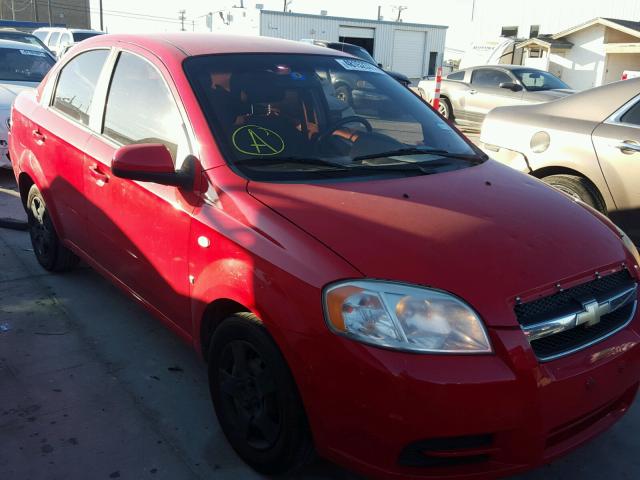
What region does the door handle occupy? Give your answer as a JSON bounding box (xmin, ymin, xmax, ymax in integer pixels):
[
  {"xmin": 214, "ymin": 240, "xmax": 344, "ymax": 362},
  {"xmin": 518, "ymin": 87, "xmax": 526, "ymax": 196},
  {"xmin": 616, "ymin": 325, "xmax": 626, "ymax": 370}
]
[
  {"xmin": 88, "ymin": 164, "xmax": 109, "ymax": 187},
  {"xmin": 32, "ymin": 129, "xmax": 45, "ymax": 144},
  {"xmin": 468, "ymin": 89, "xmax": 478, "ymax": 95},
  {"xmin": 615, "ymin": 141, "xmax": 640, "ymax": 154}
]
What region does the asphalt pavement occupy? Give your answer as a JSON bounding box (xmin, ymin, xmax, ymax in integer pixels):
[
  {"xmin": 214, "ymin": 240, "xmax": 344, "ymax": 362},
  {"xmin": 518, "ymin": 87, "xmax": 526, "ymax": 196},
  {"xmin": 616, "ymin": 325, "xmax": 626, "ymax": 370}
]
[{"xmin": 2, "ymin": 167, "xmax": 640, "ymax": 480}]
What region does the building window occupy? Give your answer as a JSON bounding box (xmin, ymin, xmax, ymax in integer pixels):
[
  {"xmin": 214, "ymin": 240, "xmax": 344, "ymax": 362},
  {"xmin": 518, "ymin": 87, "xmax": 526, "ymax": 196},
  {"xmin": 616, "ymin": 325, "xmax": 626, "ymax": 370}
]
[
  {"xmin": 501, "ymin": 26, "xmax": 518, "ymax": 38},
  {"xmin": 530, "ymin": 25, "xmax": 540, "ymax": 38},
  {"xmin": 529, "ymin": 48, "xmax": 542, "ymax": 58}
]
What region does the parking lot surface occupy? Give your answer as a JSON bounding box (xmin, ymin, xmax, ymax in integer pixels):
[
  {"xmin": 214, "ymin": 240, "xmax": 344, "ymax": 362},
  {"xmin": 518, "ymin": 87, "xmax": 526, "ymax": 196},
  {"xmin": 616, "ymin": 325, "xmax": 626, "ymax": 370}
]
[{"xmin": 1, "ymin": 167, "xmax": 640, "ymax": 480}]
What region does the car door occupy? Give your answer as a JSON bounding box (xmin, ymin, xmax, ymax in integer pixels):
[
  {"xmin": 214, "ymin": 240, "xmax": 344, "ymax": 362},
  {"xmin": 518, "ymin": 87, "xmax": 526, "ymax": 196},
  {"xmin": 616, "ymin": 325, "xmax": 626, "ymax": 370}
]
[
  {"xmin": 592, "ymin": 96, "xmax": 640, "ymax": 241},
  {"xmin": 28, "ymin": 49, "xmax": 110, "ymax": 254},
  {"xmin": 465, "ymin": 68, "xmax": 525, "ymax": 123},
  {"xmin": 82, "ymin": 49, "xmax": 196, "ymax": 334}
]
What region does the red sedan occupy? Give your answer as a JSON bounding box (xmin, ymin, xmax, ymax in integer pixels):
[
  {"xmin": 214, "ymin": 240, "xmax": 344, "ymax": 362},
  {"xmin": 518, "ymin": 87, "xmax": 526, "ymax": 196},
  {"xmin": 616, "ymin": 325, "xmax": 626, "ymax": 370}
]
[{"xmin": 8, "ymin": 33, "xmax": 640, "ymax": 479}]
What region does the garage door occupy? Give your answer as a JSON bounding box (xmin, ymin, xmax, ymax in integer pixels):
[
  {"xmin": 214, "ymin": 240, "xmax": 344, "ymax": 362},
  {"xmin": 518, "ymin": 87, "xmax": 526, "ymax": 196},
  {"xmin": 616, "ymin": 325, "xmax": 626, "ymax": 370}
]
[{"xmin": 392, "ymin": 30, "xmax": 426, "ymax": 78}]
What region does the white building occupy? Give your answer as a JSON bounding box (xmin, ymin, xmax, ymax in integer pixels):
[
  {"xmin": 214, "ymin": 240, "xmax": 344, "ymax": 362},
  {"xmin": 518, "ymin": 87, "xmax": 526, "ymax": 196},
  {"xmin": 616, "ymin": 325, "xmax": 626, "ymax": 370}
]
[
  {"xmin": 467, "ymin": 0, "xmax": 640, "ymax": 46},
  {"xmin": 207, "ymin": 9, "xmax": 447, "ymax": 80},
  {"xmin": 517, "ymin": 18, "xmax": 640, "ymax": 90}
]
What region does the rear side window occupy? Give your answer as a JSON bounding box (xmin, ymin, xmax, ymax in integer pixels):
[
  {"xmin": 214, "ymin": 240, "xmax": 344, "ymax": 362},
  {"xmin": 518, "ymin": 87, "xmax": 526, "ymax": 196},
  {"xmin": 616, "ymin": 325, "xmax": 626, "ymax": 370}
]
[
  {"xmin": 102, "ymin": 52, "xmax": 189, "ymax": 163},
  {"xmin": 52, "ymin": 49, "xmax": 109, "ymax": 126},
  {"xmin": 621, "ymin": 100, "xmax": 640, "ymax": 126},
  {"xmin": 471, "ymin": 69, "xmax": 512, "ymax": 87},
  {"xmin": 47, "ymin": 32, "xmax": 60, "ymax": 47},
  {"xmin": 447, "ymin": 71, "xmax": 465, "ymax": 81}
]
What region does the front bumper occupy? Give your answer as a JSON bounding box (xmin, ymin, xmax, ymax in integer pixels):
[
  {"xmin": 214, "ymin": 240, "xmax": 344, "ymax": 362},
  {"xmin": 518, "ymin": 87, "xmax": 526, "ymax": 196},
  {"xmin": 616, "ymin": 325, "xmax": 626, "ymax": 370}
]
[{"xmin": 292, "ymin": 315, "xmax": 640, "ymax": 479}]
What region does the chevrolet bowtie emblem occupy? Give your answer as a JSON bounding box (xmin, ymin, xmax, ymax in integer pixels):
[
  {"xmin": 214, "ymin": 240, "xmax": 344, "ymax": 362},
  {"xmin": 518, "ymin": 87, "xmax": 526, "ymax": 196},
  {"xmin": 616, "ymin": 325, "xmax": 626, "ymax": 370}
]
[{"xmin": 575, "ymin": 299, "xmax": 611, "ymax": 328}]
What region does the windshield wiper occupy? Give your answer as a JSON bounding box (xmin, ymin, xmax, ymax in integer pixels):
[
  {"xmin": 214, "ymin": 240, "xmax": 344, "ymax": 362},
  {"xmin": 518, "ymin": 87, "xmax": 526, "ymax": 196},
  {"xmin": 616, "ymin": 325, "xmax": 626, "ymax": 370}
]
[
  {"xmin": 234, "ymin": 156, "xmax": 350, "ymax": 170},
  {"xmin": 353, "ymin": 148, "xmax": 487, "ymax": 163},
  {"xmin": 235, "ymin": 155, "xmax": 430, "ymax": 174}
]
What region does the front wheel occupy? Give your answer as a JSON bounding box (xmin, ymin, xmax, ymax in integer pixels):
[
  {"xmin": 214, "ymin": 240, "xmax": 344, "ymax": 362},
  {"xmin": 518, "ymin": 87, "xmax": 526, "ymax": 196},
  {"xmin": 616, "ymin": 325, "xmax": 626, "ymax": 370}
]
[
  {"xmin": 208, "ymin": 313, "xmax": 314, "ymax": 474},
  {"xmin": 438, "ymin": 97, "xmax": 452, "ymax": 120},
  {"xmin": 541, "ymin": 174, "xmax": 606, "ymax": 213},
  {"xmin": 26, "ymin": 184, "xmax": 78, "ymax": 272}
]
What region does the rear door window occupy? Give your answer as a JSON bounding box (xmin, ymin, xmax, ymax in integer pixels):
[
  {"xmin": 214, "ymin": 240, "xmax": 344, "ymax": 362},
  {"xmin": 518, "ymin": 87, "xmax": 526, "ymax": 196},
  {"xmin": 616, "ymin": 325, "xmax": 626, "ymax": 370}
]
[
  {"xmin": 102, "ymin": 52, "xmax": 190, "ymax": 164},
  {"xmin": 60, "ymin": 32, "xmax": 72, "ymax": 46},
  {"xmin": 47, "ymin": 32, "xmax": 60, "ymax": 47},
  {"xmin": 471, "ymin": 69, "xmax": 512, "ymax": 87},
  {"xmin": 52, "ymin": 49, "xmax": 109, "ymax": 126},
  {"xmin": 621, "ymin": 100, "xmax": 640, "ymax": 126}
]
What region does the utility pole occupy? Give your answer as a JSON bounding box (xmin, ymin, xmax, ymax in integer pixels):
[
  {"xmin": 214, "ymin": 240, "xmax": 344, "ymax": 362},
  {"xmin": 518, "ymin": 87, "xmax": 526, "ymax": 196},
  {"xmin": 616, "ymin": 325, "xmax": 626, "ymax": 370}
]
[
  {"xmin": 47, "ymin": 0, "xmax": 53, "ymax": 26},
  {"xmin": 471, "ymin": 0, "xmax": 476, "ymax": 21},
  {"xmin": 32, "ymin": 0, "xmax": 39, "ymax": 22},
  {"xmin": 178, "ymin": 9, "xmax": 186, "ymax": 31},
  {"xmin": 377, "ymin": 5, "xmax": 382, "ymax": 20},
  {"xmin": 11, "ymin": 0, "xmax": 16, "ymax": 21},
  {"xmin": 99, "ymin": 0, "xmax": 104, "ymax": 30},
  {"xmin": 393, "ymin": 5, "xmax": 407, "ymax": 22}
]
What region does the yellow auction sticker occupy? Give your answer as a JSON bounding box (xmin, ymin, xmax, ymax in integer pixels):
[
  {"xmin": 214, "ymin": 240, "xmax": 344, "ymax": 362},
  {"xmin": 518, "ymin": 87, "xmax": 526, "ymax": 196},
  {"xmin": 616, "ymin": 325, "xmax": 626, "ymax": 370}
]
[{"xmin": 232, "ymin": 125, "xmax": 285, "ymax": 156}]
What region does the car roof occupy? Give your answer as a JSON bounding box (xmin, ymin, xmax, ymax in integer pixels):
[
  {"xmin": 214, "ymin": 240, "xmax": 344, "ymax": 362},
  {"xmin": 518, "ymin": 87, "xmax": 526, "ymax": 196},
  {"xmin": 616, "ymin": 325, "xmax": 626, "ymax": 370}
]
[
  {"xmin": 512, "ymin": 77, "xmax": 640, "ymax": 122},
  {"xmin": 466, "ymin": 65, "xmax": 541, "ymax": 71},
  {"xmin": 80, "ymin": 33, "xmax": 351, "ymax": 58},
  {"xmin": 0, "ymin": 38, "xmax": 46, "ymax": 51}
]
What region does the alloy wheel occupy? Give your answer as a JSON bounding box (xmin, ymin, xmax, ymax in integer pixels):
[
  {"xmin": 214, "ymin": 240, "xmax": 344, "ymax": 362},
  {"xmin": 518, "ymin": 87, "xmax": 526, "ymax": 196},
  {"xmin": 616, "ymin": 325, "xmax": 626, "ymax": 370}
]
[{"xmin": 218, "ymin": 340, "xmax": 281, "ymax": 450}]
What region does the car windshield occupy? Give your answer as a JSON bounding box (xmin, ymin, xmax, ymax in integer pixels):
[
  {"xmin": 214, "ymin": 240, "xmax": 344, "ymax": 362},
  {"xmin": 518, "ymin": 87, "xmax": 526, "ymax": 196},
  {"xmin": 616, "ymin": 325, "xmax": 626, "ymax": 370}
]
[
  {"xmin": 0, "ymin": 47, "xmax": 54, "ymax": 82},
  {"xmin": 184, "ymin": 54, "xmax": 482, "ymax": 181},
  {"xmin": 72, "ymin": 32, "xmax": 101, "ymax": 42},
  {"xmin": 512, "ymin": 69, "xmax": 570, "ymax": 91}
]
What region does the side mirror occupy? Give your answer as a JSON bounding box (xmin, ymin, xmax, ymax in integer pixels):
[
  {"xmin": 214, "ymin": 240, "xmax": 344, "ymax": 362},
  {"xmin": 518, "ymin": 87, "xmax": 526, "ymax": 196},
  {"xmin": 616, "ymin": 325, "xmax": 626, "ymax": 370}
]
[
  {"xmin": 112, "ymin": 143, "xmax": 194, "ymax": 189},
  {"xmin": 499, "ymin": 82, "xmax": 523, "ymax": 91},
  {"xmin": 378, "ymin": 63, "xmax": 383, "ymax": 68}
]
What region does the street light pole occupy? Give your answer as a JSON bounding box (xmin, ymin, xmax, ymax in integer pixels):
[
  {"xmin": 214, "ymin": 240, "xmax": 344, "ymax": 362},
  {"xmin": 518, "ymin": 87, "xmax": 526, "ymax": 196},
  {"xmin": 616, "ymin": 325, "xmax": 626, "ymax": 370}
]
[
  {"xmin": 99, "ymin": 0, "xmax": 104, "ymax": 30},
  {"xmin": 47, "ymin": 0, "xmax": 52, "ymax": 26}
]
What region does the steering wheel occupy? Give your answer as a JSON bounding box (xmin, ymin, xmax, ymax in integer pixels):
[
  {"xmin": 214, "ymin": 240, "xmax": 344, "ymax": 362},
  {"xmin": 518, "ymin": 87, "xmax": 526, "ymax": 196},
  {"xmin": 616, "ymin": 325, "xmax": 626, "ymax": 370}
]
[{"xmin": 315, "ymin": 116, "xmax": 373, "ymax": 145}]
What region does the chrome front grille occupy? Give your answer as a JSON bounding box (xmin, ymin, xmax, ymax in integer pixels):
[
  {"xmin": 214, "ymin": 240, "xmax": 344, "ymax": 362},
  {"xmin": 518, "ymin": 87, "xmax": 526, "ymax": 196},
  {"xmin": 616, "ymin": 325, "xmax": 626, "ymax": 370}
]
[{"xmin": 514, "ymin": 270, "xmax": 638, "ymax": 362}]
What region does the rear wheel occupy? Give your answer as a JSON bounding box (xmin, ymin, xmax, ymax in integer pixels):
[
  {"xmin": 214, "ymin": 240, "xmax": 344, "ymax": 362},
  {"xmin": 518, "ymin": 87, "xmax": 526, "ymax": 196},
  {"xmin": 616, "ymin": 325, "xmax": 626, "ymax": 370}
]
[
  {"xmin": 26, "ymin": 184, "xmax": 78, "ymax": 272},
  {"xmin": 541, "ymin": 174, "xmax": 605, "ymax": 213},
  {"xmin": 208, "ymin": 313, "xmax": 314, "ymax": 474}
]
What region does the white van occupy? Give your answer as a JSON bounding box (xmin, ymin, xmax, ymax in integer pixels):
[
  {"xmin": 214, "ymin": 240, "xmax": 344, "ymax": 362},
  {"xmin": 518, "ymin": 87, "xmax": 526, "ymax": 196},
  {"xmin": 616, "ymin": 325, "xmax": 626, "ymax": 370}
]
[{"xmin": 32, "ymin": 27, "xmax": 103, "ymax": 58}]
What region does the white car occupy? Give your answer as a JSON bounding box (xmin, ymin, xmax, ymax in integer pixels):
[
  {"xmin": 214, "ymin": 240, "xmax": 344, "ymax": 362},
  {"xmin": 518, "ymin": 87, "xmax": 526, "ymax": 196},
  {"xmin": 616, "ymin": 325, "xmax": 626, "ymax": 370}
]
[
  {"xmin": 32, "ymin": 27, "xmax": 103, "ymax": 58},
  {"xmin": 0, "ymin": 40, "xmax": 56, "ymax": 168}
]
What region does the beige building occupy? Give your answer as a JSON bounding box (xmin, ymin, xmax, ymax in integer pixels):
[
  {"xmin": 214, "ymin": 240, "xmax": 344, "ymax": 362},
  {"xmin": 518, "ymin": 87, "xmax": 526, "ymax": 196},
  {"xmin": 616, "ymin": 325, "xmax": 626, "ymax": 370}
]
[{"xmin": 517, "ymin": 18, "xmax": 640, "ymax": 90}]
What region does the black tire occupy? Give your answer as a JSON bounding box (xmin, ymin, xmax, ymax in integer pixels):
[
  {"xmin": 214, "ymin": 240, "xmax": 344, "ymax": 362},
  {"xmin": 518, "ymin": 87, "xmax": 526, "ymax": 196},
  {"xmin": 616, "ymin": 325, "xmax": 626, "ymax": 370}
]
[
  {"xmin": 541, "ymin": 174, "xmax": 606, "ymax": 213},
  {"xmin": 208, "ymin": 313, "xmax": 314, "ymax": 474},
  {"xmin": 26, "ymin": 184, "xmax": 78, "ymax": 272},
  {"xmin": 335, "ymin": 84, "xmax": 353, "ymax": 106},
  {"xmin": 438, "ymin": 96, "xmax": 453, "ymax": 120}
]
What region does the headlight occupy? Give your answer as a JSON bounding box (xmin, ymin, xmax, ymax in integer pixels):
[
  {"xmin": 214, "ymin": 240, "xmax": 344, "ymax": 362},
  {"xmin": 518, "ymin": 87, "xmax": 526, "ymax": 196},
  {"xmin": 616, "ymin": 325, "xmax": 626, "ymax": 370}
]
[
  {"xmin": 617, "ymin": 226, "xmax": 640, "ymax": 265},
  {"xmin": 323, "ymin": 280, "xmax": 492, "ymax": 354}
]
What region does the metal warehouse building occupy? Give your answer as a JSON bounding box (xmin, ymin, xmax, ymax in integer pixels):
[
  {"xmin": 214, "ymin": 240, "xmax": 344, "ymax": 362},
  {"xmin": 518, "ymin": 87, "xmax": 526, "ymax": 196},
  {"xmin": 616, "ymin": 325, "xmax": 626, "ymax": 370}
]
[{"xmin": 257, "ymin": 11, "xmax": 447, "ymax": 80}]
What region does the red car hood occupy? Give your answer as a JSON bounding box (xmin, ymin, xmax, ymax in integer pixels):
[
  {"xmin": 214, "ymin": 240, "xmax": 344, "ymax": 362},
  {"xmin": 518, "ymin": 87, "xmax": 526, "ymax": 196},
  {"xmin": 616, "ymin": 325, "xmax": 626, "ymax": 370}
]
[{"xmin": 248, "ymin": 161, "xmax": 629, "ymax": 327}]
